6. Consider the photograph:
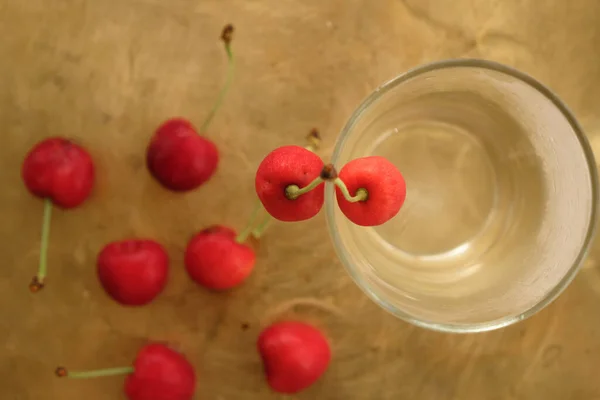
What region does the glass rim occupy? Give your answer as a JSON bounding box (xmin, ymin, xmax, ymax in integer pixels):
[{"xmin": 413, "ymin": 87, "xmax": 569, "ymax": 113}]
[{"xmin": 325, "ymin": 58, "xmax": 599, "ymax": 333}]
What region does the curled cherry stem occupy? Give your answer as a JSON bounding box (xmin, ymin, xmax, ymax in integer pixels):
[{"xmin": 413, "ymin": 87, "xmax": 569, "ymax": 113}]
[
  {"xmin": 284, "ymin": 164, "xmax": 368, "ymax": 203},
  {"xmin": 285, "ymin": 177, "xmax": 323, "ymax": 200},
  {"xmin": 333, "ymin": 178, "xmax": 368, "ymax": 202}
]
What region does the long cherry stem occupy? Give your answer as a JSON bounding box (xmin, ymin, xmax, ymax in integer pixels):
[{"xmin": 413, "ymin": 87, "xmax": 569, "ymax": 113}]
[
  {"xmin": 55, "ymin": 366, "xmax": 134, "ymax": 379},
  {"xmin": 30, "ymin": 198, "xmax": 53, "ymax": 292},
  {"xmin": 200, "ymin": 24, "xmax": 235, "ymax": 133}
]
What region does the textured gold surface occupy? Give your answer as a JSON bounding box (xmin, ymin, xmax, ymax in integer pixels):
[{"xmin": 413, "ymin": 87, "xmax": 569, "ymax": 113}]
[{"xmin": 2, "ymin": 0, "xmax": 600, "ymax": 399}]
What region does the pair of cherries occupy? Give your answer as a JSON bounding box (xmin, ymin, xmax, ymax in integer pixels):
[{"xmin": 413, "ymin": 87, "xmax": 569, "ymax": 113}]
[{"xmin": 255, "ymin": 145, "xmax": 407, "ymax": 226}]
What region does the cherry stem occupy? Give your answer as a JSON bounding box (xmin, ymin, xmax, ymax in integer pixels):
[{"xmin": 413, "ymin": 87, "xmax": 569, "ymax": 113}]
[
  {"xmin": 333, "ymin": 178, "xmax": 368, "ymax": 203},
  {"xmin": 200, "ymin": 24, "xmax": 235, "ymax": 133},
  {"xmin": 251, "ymin": 213, "xmax": 272, "ymax": 238},
  {"xmin": 305, "ymin": 128, "xmax": 321, "ymax": 152},
  {"xmin": 284, "ymin": 164, "xmax": 369, "ymax": 203},
  {"xmin": 55, "ymin": 366, "xmax": 134, "ymax": 379},
  {"xmin": 285, "ymin": 177, "xmax": 324, "ymax": 200},
  {"xmin": 30, "ymin": 198, "xmax": 52, "ymax": 292},
  {"xmin": 236, "ymin": 201, "xmax": 262, "ymax": 243}
]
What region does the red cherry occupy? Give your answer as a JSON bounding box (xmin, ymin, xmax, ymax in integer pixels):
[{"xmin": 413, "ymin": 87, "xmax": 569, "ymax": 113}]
[
  {"xmin": 255, "ymin": 145, "xmax": 325, "ymax": 222},
  {"xmin": 124, "ymin": 344, "xmax": 196, "ymax": 400},
  {"xmin": 56, "ymin": 343, "xmax": 196, "ymax": 400},
  {"xmin": 185, "ymin": 226, "xmax": 255, "ymax": 290},
  {"xmin": 257, "ymin": 321, "xmax": 331, "ymax": 394},
  {"xmin": 97, "ymin": 239, "xmax": 169, "ymax": 306},
  {"xmin": 22, "ymin": 137, "xmax": 95, "ymax": 292},
  {"xmin": 22, "ymin": 137, "xmax": 95, "ymax": 208},
  {"xmin": 335, "ymin": 156, "xmax": 406, "ymax": 226},
  {"xmin": 145, "ymin": 25, "xmax": 235, "ymax": 193},
  {"xmin": 146, "ymin": 118, "xmax": 219, "ymax": 192}
]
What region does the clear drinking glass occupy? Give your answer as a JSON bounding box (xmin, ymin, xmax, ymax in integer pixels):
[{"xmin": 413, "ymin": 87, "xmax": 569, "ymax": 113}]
[{"xmin": 325, "ymin": 59, "xmax": 598, "ymax": 333}]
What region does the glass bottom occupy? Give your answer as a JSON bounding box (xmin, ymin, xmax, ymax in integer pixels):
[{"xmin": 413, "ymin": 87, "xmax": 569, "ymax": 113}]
[
  {"xmin": 354, "ymin": 90, "xmax": 546, "ymax": 297},
  {"xmin": 372, "ymin": 120, "xmax": 496, "ymax": 258}
]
